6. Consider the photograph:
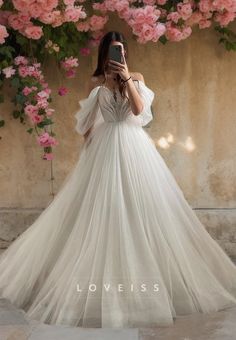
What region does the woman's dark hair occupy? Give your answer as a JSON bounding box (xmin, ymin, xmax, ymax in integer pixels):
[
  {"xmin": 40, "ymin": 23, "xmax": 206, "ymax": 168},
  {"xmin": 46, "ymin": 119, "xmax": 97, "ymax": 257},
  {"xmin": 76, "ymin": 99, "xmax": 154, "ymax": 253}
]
[{"xmin": 92, "ymin": 31, "xmax": 134, "ymax": 99}]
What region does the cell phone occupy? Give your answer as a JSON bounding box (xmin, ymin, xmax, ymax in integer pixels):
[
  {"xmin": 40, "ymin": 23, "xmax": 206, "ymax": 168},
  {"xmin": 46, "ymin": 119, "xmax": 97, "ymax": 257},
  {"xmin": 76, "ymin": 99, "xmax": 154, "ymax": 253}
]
[{"xmin": 108, "ymin": 45, "xmax": 123, "ymax": 64}]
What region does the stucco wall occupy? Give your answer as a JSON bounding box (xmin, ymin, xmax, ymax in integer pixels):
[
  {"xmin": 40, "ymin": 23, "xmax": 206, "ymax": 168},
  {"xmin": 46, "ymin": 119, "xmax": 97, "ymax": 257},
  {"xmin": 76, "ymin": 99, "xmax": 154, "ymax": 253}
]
[{"xmin": 0, "ymin": 15, "xmax": 236, "ymax": 256}]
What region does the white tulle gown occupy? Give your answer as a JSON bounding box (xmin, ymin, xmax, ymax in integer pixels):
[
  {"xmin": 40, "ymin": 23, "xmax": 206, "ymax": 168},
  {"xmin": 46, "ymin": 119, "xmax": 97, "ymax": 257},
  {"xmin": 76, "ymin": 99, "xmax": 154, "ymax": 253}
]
[{"xmin": 0, "ymin": 80, "xmax": 236, "ymax": 328}]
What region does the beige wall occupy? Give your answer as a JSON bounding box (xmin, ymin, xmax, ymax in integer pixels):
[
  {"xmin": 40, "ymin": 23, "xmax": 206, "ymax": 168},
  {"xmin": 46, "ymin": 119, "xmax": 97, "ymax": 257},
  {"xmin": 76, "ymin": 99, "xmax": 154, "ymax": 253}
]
[{"xmin": 0, "ymin": 15, "xmax": 236, "ymax": 255}]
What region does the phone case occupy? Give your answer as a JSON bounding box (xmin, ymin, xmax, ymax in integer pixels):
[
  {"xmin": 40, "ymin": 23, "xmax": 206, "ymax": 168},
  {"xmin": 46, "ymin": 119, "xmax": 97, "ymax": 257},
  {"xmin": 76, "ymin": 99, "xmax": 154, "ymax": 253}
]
[{"xmin": 108, "ymin": 45, "xmax": 123, "ymax": 63}]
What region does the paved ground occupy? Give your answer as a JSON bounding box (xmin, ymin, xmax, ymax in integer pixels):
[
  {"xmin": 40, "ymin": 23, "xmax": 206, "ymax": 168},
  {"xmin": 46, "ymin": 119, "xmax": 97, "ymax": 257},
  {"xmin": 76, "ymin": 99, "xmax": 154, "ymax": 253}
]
[{"xmin": 0, "ymin": 298, "xmax": 236, "ymax": 340}]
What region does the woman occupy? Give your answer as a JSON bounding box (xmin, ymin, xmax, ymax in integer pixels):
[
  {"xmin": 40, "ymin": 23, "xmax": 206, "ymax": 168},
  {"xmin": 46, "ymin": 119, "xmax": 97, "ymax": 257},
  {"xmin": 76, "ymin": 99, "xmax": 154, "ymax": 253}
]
[{"xmin": 0, "ymin": 31, "xmax": 236, "ymax": 329}]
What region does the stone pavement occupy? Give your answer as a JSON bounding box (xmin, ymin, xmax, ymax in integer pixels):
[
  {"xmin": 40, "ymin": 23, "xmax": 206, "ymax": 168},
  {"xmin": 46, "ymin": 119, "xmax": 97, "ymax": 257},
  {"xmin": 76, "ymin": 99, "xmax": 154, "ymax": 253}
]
[{"xmin": 0, "ymin": 298, "xmax": 236, "ymax": 340}]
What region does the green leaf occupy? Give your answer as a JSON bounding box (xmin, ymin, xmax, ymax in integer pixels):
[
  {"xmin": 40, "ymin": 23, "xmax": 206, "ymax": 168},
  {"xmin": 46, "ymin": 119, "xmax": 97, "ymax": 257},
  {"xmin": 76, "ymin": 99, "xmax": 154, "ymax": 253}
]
[
  {"xmin": 0, "ymin": 119, "xmax": 5, "ymax": 127},
  {"xmin": 12, "ymin": 110, "xmax": 21, "ymax": 119},
  {"xmin": 37, "ymin": 118, "xmax": 53, "ymax": 128},
  {"xmin": 10, "ymin": 77, "xmax": 20, "ymax": 89},
  {"xmin": 27, "ymin": 128, "xmax": 34, "ymax": 134},
  {"xmin": 159, "ymin": 35, "xmax": 168, "ymax": 45},
  {"xmin": 15, "ymin": 93, "xmax": 26, "ymax": 105}
]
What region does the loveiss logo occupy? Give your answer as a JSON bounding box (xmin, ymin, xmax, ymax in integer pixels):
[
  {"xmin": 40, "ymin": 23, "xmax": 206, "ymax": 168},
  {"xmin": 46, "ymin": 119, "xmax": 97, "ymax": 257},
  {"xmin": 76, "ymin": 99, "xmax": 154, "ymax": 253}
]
[{"xmin": 76, "ymin": 282, "xmax": 160, "ymax": 293}]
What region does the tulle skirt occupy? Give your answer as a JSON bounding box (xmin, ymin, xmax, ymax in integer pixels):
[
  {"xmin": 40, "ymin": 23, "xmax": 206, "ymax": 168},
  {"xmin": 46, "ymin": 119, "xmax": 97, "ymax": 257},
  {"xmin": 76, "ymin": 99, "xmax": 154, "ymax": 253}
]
[{"xmin": 0, "ymin": 120, "xmax": 236, "ymax": 328}]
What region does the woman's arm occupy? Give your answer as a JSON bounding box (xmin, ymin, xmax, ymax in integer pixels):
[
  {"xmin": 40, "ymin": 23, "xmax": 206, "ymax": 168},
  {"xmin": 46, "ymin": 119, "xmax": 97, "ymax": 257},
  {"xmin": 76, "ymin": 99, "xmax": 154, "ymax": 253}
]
[
  {"xmin": 108, "ymin": 58, "xmax": 145, "ymax": 116},
  {"xmin": 126, "ymin": 72, "xmax": 145, "ymax": 116},
  {"xmin": 82, "ymin": 77, "xmax": 99, "ymax": 140}
]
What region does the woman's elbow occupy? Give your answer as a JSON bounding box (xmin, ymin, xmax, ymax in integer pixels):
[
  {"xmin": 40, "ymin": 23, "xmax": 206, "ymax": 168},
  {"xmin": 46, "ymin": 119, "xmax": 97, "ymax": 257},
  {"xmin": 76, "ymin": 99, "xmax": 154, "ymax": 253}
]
[{"xmin": 133, "ymin": 101, "xmax": 144, "ymax": 116}]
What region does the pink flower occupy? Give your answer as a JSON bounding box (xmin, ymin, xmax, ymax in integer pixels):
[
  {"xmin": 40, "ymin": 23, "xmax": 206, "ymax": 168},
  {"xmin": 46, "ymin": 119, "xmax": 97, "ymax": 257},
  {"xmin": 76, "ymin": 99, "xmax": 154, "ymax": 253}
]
[
  {"xmin": 2, "ymin": 66, "xmax": 16, "ymax": 78},
  {"xmin": 199, "ymin": 19, "xmax": 212, "ymax": 29},
  {"xmin": 186, "ymin": 11, "xmax": 203, "ymax": 26},
  {"xmin": 199, "ymin": 0, "xmax": 212, "ymax": 13},
  {"xmin": 37, "ymin": 132, "xmax": 58, "ymax": 147},
  {"xmin": 29, "ymin": 113, "xmax": 44, "ymax": 124},
  {"xmin": 181, "ymin": 26, "xmax": 192, "ymax": 40},
  {"xmin": 76, "ymin": 21, "xmax": 90, "ymax": 32},
  {"xmin": 24, "ymin": 104, "xmax": 38, "ymax": 115},
  {"xmin": 80, "ymin": 47, "xmax": 91, "ymax": 56},
  {"xmin": 37, "ymin": 90, "xmax": 50, "ymax": 100},
  {"xmin": 24, "ymin": 25, "xmax": 43, "ymax": 40},
  {"xmin": 88, "ymin": 15, "xmax": 108, "ymax": 31},
  {"xmin": 28, "ymin": 2, "xmax": 44, "ymax": 19},
  {"xmin": 8, "ymin": 14, "xmax": 25, "ymax": 30},
  {"xmin": 157, "ymin": 0, "xmax": 167, "ymax": 4},
  {"xmin": 64, "ymin": 0, "xmax": 75, "ymax": 5},
  {"xmin": 167, "ymin": 11, "xmax": 181, "ymax": 23},
  {"xmin": 177, "ymin": 2, "xmax": 193, "ymax": 20},
  {"xmin": 143, "ymin": 0, "xmax": 156, "ymax": 4},
  {"xmin": 37, "ymin": 98, "xmax": 49, "ymax": 109},
  {"xmin": 165, "ymin": 26, "xmax": 183, "ymax": 42},
  {"xmin": 14, "ymin": 56, "xmax": 28, "ymax": 65},
  {"xmin": 64, "ymin": 6, "xmax": 85, "ymax": 22},
  {"xmin": 39, "ymin": 12, "xmax": 56, "ymax": 24},
  {"xmin": 61, "ymin": 56, "xmax": 79, "ymax": 70},
  {"xmin": 214, "ymin": 11, "xmax": 236, "ymax": 26},
  {"xmin": 0, "ymin": 10, "xmax": 12, "ymax": 26},
  {"xmin": 58, "ymin": 86, "xmax": 68, "ymax": 96},
  {"xmin": 0, "ymin": 24, "xmax": 8, "ymax": 44},
  {"xmin": 65, "ymin": 68, "xmax": 76, "ymax": 78},
  {"xmin": 45, "ymin": 108, "xmax": 55, "ymax": 116},
  {"xmin": 51, "ymin": 10, "xmax": 63, "ymax": 27},
  {"xmin": 40, "ymin": 0, "xmax": 59, "ymax": 12},
  {"xmin": 23, "ymin": 86, "xmax": 33, "ymax": 96},
  {"xmin": 43, "ymin": 153, "xmax": 54, "ymax": 160},
  {"xmin": 18, "ymin": 66, "xmax": 28, "ymax": 77}
]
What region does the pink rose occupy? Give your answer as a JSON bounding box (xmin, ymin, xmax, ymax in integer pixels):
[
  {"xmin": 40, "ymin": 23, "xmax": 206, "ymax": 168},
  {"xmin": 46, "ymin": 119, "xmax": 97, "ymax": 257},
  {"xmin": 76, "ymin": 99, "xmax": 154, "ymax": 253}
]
[
  {"xmin": 24, "ymin": 25, "xmax": 43, "ymax": 40},
  {"xmin": 8, "ymin": 14, "xmax": 25, "ymax": 30},
  {"xmin": 199, "ymin": 0, "xmax": 212, "ymax": 13},
  {"xmin": 199, "ymin": 19, "xmax": 212, "ymax": 29},
  {"xmin": 23, "ymin": 86, "xmax": 33, "ymax": 96},
  {"xmin": 24, "ymin": 104, "xmax": 38, "ymax": 115},
  {"xmin": 64, "ymin": 6, "xmax": 84, "ymax": 22},
  {"xmin": 37, "ymin": 98, "xmax": 49, "ymax": 109},
  {"xmin": 14, "ymin": 56, "xmax": 28, "ymax": 65},
  {"xmin": 89, "ymin": 15, "xmax": 108, "ymax": 31},
  {"xmin": 45, "ymin": 108, "xmax": 55, "ymax": 116},
  {"xmin": 58, "ymin": 86, "xmax": 68, "ymax": 96},
  {"xmin": 2, "ymin": 66, "xmax": 16, "ymax": 78},
  {"xmin": 177, "ymin": 2, "xmax": 193, "ymax": 20},
  {"xmin": 37, "ymin": 90, "xmax": 50, "ymax": 100},
  {"xmin": 167, "ymin": 11, "xmax": 181, "ymax": 23},
  {"xmin": 39, "ymin": 12, "xmax": 56, "ymax": 24},
  {"xmin": 0, "ymin": 10, "xmax": 12, "ymax": 26},
  {"xmin": 64, "ymin": 0, "xmax": 75, "ymax": 5},
  {"xmin": 37, "ymin": 132, "xmax": 58, "ymax": 147},
  {"xmin": 61, "ymin": 56, "xmax": 79, "ymax": 70},
  {"xmin": 28, "ymin": 2, "xmax": 43, "ymax": 19},
  {"xmin": 76, "ymin": 21, "xmax": 90, "ymax": 32},
  {"xmin": 80, "ymin": 47, "xmax": 91, "ymax": 56},
  {"xmin": 0, "ymin": 24, "xmax": 9, "ymax": 44},
  {"xmin": 29, "ymin": 113, "xmax": 44, "ymax": 124},
  {"xmin": 66, "ymin": 69, "xmax": 76, "ymax": 78},
  {"xmin": 185, "ymin": 11, "xmax": 203, "ymax": 26},
  {"xmin": 43, "ymin": 153, "xmax": 54, "ymax": 160}
]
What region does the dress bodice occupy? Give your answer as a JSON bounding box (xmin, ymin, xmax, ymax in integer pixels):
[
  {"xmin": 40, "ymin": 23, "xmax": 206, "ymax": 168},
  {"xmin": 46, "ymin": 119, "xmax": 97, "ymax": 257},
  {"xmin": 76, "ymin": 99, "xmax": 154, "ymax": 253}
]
[
  {"xmin": 75, "ymin": 80, "xmax": 155, "ymax": 136},
  {"xmin": 97, "ymin": 85, "xmax": 132, "ymax": 123}
]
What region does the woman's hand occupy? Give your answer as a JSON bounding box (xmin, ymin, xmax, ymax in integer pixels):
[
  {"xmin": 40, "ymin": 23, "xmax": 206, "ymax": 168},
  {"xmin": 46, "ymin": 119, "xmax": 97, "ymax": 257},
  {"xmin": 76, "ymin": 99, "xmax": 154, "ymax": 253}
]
[{"xmin": 108, "ymin": 53, "xmax": 130, "ymax": 81}]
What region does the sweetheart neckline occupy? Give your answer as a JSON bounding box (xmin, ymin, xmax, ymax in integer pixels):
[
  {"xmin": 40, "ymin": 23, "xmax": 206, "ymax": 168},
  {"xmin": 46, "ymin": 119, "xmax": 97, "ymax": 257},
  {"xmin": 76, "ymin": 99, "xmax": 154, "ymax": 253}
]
[{"xmin": 98, "ymin": 85, "xmax": 129, "ymax": 104}]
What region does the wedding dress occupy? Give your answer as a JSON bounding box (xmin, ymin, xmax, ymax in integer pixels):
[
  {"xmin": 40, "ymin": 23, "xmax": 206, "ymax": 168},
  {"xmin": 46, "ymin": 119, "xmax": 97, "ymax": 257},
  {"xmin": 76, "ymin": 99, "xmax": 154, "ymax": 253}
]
[{"xmin": 0, "ymin": 80, "xmax": 236, "ymax": 328}]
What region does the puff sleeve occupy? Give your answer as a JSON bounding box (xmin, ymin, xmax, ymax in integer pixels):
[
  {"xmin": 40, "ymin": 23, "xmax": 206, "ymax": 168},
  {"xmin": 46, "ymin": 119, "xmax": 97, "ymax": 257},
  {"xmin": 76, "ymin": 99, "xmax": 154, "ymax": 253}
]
[
  {"xmin": 74, "ymin": 86, "xmax": 104, "ymax": 136},
  {"xmin": 133, "ymin": 80, "xmax": 155, "ymax": 127}
]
